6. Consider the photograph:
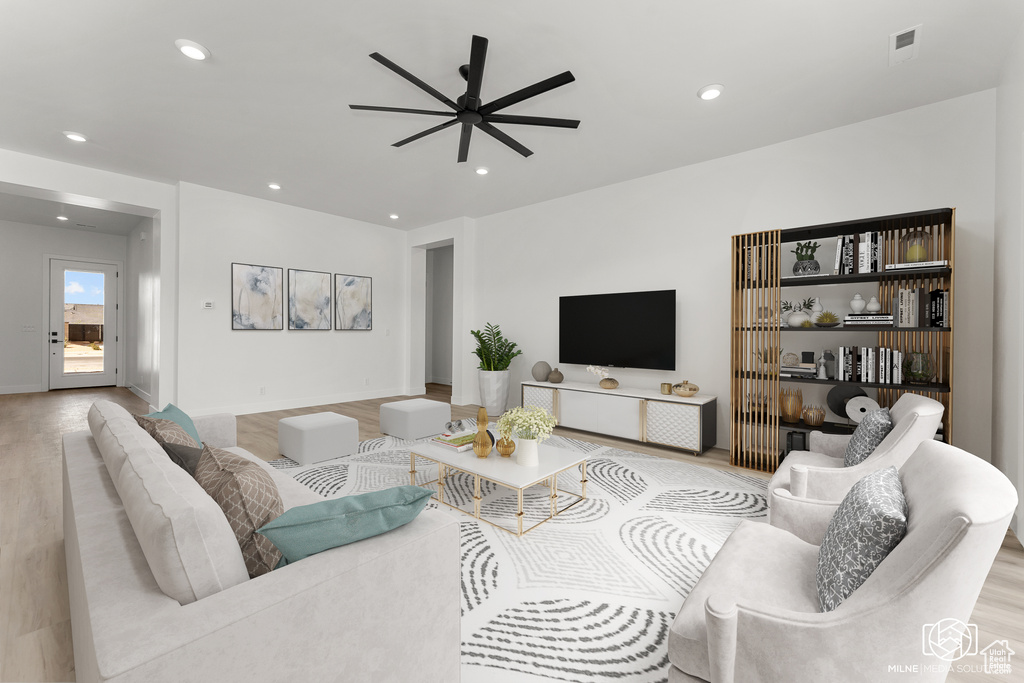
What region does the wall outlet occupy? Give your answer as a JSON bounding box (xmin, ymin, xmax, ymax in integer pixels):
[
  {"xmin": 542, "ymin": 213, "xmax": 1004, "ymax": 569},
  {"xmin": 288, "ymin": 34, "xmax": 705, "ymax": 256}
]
[
  {"xmin": 258, "ymin": 386, "xmax": 266, "ymax": 395},
  {"xmin": 202, "ymin": 300, "xmax": 215, "ymax": 310}
]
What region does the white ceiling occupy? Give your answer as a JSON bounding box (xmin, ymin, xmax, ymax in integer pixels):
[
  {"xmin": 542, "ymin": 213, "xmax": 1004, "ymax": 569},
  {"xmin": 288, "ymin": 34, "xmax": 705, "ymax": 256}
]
[
  {"xmin": 0, "ymin": 192, "xmax": 146, "ymax": 236},
  {"xmin": 1, "ymin": 0, "xmax": 1022, "ymax": 231}
]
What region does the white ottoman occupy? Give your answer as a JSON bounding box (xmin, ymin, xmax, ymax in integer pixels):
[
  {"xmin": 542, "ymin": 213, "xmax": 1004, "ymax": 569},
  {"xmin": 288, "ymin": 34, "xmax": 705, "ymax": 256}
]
[
  {"xmin": 278, "ymin": 412, "xmax": 358, "ymax": 466},
  {"xmin": 379, "ymin": 399, "xmax": 451, "ymax": 441}
]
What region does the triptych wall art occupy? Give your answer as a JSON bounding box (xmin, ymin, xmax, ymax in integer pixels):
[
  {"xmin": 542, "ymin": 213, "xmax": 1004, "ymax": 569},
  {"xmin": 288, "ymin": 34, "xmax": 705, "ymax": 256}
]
[{"xmin": 231, "ymin": 262, "xmax": 371, "ymax": 332}]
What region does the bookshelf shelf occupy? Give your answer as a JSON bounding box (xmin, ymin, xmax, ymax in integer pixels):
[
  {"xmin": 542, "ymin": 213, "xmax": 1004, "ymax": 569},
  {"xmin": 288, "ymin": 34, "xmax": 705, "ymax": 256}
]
[{"xmin": 730, "ymin": 208, "xmax": 955, "ymax": 473}]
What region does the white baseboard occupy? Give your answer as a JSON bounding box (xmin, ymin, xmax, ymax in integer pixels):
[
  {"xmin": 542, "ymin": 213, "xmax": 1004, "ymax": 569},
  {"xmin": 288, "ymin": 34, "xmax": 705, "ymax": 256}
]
[
  {"xmin": 0, "ymin": 383, "xmax": 43, "ymax": 395},
  {"xmin": 426, "ymin": 375, "xmax": 452, "ymax": 385},
  {"xmin": 190, "ymin": 386, "xmax": 411, "ymax": 417},
  {"xmin": 128, "ymin": 384, "xmax": 152, "ymax": 406}
]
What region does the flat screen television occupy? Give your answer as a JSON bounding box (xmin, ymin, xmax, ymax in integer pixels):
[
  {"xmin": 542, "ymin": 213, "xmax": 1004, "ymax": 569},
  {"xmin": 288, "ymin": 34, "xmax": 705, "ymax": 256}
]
[{"xmin": 559, "ymin": 289, "xmax": 676, "ymax": 370}]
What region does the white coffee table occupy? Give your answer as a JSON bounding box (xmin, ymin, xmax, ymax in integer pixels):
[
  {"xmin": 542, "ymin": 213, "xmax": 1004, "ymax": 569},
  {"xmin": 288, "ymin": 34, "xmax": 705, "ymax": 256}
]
[{"xmin": 410, "ymin": 440, "xmax": 588, "ymax": 536}]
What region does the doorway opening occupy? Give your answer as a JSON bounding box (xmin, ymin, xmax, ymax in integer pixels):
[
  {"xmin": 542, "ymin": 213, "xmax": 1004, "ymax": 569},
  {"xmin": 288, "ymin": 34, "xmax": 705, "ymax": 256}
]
[
  {"xmin": 425, "ymin": 245, "xmax": 454, "ymax": 387},
  {"xmin": 49, "ymin": 259, "xmax": 119, "ymax": 389}
]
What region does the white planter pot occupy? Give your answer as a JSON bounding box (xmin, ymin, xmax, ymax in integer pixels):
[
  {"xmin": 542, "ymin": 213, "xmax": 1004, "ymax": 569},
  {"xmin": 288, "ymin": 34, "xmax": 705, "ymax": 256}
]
[
  {"xmin": 478, "ymin": 370, "xmax": 511, "ymax": 417},
  {"xmin": 516, "ymin": 438, "xmax": 539, "ymax": 467}
]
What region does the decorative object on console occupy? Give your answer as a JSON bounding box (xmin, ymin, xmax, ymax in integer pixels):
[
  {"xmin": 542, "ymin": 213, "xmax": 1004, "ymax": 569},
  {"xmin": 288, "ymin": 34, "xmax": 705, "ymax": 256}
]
[
  {"xmin": 334, "ymin": 274, "xmax": 372, "ymax": 330},
  {"xmin": 531, "ymin": 360, "xmax": 552, "ymax": 382},
  {"xmin": 231, "ymin": 263, "xmax": 284, "ymax": 330},
  {"xmin": 471, "ymin": 322, "xmax": 523, "ymax": 415},
  {"xmin": 902, "ymin": 352, "xmax": 935, "ymax": 384},
  {"xmin": 348, "ymin": 35, "xmax": 579, "ymax": 164},
  {"xmin": 547, "ymin": 367, "xmax": 564, "ymax": 383},
  {"xmin": 599, "ymin": 378, "xmax": 619, "ymax": 389},
  {"xmin": 587, "ymin": 365, "xmax": 617, "ymax": 389},
  {"xmin": 472, "ymin": 407, "xmax": 494, "ymax": 458},
  {"xmin": 791, "ymin": 240, "xmax": 821, "ymax": 276},
  {"xmin": 288, "ymin": 269, "xmax": 332, "ymax": 330},
  {"xmin": 846, "ymin": 396, "xmax": 881, "ymax": 424},
  {"xmin": 849, "ymin": 293, "xmax": 867, "ymax": 314},
  {"xmin": 496, "ymin": 405, "xmax": 557, "ymax": 467},
  {"xmin": 779, "ymin": 388, "xmax": 803, "ymax": 423},
  {"xmin": 865, "ymin": 295, "xmax": 882, "ymax": 314},
  {"xmin": 802, "ymin": 405, "xmax": 826, "ymax": 427},
  {"xmin": 660, "ymin": 382, "xmax": 672, "ymax": 395},
  {"xmin": 672, "ymin": 380, "xmax": 699, "ymax": 397},
  {"xmin": 900, "ymin": 229, "xmax": 932, "ymax": 263}
]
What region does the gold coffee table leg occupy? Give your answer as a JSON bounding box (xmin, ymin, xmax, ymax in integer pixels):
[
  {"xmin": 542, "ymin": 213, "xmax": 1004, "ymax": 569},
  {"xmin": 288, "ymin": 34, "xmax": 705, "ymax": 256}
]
[
  {"xmin": 409, "ymin": 453, "xmax": 416, "ymax": 486},
  {"xmin": 438, "ymin": 464, "xmax": 446, "ymax": 506},
  {"xmin": 473, "ymin": 474, "xmax": 481, "ymax": 518},
  {"xmin": 581, "ymin": 461, "xmax": 588, "ymax": 498},
  {"xmin": 517, "ymin": 488, "xmax": 524, "ymax": 536},
  {"xmin": 550, "ymin": 476, "xmax": 557, "ymax": 518}
]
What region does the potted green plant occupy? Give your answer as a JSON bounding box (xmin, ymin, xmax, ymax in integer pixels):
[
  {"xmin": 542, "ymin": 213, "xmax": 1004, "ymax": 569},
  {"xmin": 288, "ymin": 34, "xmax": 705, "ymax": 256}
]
[
  {"xmin": 470, "ymin": 323, "xmax": 523, "ymax": 416},
  {"xmin": 791, "ymin": 241, "xmax": 821, "ymax": 276}
]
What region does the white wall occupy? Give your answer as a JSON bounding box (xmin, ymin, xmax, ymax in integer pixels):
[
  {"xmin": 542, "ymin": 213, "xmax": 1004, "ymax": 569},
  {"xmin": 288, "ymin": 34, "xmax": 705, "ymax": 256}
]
[
  {"xmin": 0, "ymin": 219, "xmax": 126, "ymax": 393},
  {"xmin": 994, "ymin": 24, "xmax": 1024, "ymax": 531},
  {"xmin": 425, "ymin": 245, "xmax": 454, "ymax": 384},
  {"xmin": 125, "ymin": 218, "xmax": 157, "ymax": 406},
  {"xmin": 0, "ymin": 149, "xmax": 177, "ymax": 407},
  {"xmin": 175, "ymin": 183, "xmax": 409, "ymax": 415},
  {"xmin": 467, "ymin": 91, "xmax": 997, "ymax": 455}
]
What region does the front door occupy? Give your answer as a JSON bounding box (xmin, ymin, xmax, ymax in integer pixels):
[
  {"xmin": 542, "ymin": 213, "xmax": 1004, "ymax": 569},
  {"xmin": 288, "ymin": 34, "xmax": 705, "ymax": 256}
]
[{"xmin": 49, "ymin": 259, "xmax": 119, "ymax": 389}]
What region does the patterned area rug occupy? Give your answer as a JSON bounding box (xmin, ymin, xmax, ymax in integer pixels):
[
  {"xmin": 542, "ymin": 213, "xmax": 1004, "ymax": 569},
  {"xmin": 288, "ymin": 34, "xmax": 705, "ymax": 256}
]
[{"xmin": 270, "ymin": 424, "xmax": 768, "ymax": 683}]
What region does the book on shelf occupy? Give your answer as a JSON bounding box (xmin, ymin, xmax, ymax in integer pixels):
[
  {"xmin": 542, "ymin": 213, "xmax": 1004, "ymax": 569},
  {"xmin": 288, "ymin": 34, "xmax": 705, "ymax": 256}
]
[
  {"xmin": 836, "ymin": 231, "xmax": 885, "ymax": 274},
  {"xmin": 838, "ymin": 345, "xmax": 904, "ymax": 384},
  {"xmin": 431, "ymin": 431, "xmax": 476, "ymax": 452},
  {"xmin": 884, "ymin": 260, "xmax": 949, "ymax": 271}
]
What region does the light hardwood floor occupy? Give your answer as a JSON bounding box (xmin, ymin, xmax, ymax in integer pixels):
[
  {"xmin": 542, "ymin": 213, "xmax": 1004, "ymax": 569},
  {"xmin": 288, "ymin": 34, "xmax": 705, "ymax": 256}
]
[{"xmin": 1, "ymin": 385, "xmax": 1022, "ymax": 682}]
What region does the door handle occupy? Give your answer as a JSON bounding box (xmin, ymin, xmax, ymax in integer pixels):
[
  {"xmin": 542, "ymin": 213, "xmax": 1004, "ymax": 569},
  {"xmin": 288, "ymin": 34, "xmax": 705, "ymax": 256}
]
[{"xmin": 51, "ymin": 339, "xmax": 62, "ymax": 344}]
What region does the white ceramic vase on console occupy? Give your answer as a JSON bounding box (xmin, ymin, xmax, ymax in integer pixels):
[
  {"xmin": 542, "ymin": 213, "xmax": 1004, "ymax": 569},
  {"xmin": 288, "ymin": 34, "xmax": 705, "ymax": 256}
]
[{"xmin": 478, "ymin": 370, "xmax": 511, "ymax": 417}]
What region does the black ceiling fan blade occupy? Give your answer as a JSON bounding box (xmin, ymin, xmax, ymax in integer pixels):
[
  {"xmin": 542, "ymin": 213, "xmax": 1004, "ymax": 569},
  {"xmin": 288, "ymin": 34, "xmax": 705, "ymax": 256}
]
[
  {"xmin": 392, "ymin": 119, "xmax": 459, "ymax": 147},
  {"xmin": 484, "ymin": 113, "xmax": 580, "ymax": 128},
  {"xmin": 349, "ymin": 105, "xmax": 457, "ymax": 117},
  {"xmin": 479, "ymin": 71, "xmax": 575, "ymax": 115},
  {"xmin": 476, "ymin": 121, "xmax": 533, "ymax": 157},
  {"xmin": 369, "ymin": 52, "xmax": 460, "ymax": 111},
  {"xmin": 463, "ymin": 35, "xmax": 488, "ymax": 110},
  {"xmin": 457, "ymin": 123, "xmax": 473, "ymax": 162}
]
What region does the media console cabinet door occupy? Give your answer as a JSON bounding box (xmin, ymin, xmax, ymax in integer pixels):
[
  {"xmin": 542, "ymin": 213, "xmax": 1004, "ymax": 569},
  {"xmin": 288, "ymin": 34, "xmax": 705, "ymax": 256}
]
[
  {"xmin": 645, "ymin": 400, "xmax": 701, "ymax": 451},
  {"xmin": 559, "ymin": 390, "xmax": 641, "ymax": 440},
  {"xmin": 522, "ymin": 385, "xmax": 556, "ymax": 416}
]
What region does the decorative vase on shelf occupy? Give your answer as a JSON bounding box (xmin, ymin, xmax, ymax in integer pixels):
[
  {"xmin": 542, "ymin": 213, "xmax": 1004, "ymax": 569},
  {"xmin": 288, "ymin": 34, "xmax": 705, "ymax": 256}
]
[
  {"xmin": 599, "ymin": 378, "xmax": 619, "ymax": 390},
  {"xmin": 786, "ymin": 311, "xmax": 810, "ymax": 328},
  {"xmin": 547, "ymin": 368, "xmax": 564, "ymax": 384},
  {"xmin": 496, "ymin": 435, "xmax": 516, "ymax": 458},
  {"xmin": 516, "ymin": 438, "xmax": 539, "ymax": 467},
  {"xmin": 865, "ymin": 296, "xmax": 882, "ymax": 313},
  {"xmin": 472, "ymin": 407, "xmax": 493, "ymax": 458},
  {"xmin": 672, "ymin": 381, "xmax": 699, "ymax": 397},
  {"xmin": 531, "ymin": 361, "xmax": 552, "ymax": 382},
  {"xmin": 850, "ymin": 294, "xmax": 867, "ymax": 314},
  {"xmin": 792, "ymin": 259, "xmax": 820, "ymax": 276},
  {"xmin": 810, "ymin": 298, "xmax": 823, "ymax": 322},
  {"xmin": 779, "ymin": 388, "xmax": 803, "ymax": 423},
  {"xmin": 900, "ymin": 230, "xmax": 932, "ymax": 263},
  {"xmin": 902, "ymin": 352, "xmax": 935, "ymax": 384}
]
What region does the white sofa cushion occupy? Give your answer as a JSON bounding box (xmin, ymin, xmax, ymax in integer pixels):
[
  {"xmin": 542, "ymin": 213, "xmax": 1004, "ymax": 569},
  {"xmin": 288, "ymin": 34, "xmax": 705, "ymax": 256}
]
[
  {"xmin": 116, "ymin": 445, "xmax": 249, "ymax": 604},
  {"xmin": 88, "ymin": 400, "xmax": 147, "ymax": 480}
]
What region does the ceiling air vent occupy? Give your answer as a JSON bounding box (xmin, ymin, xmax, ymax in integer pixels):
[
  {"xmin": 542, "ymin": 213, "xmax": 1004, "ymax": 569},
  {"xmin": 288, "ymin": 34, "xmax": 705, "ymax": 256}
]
[{"xmin": 889, "ymin": 24, "xmax": 922, "ymax": 66}]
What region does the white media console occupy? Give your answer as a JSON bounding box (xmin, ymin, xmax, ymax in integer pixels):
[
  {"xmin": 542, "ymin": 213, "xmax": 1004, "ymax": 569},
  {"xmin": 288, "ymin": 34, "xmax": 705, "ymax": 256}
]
[{"xmin": 520, "ymin": 380, "xmax": 717, "ymax": 455}]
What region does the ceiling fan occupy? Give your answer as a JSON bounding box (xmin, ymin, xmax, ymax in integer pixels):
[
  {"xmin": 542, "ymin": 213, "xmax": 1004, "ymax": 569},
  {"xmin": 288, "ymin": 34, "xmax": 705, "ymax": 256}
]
[{"xmin": 349, "ymin": 35, "xmax": 579, "ymax": 163}]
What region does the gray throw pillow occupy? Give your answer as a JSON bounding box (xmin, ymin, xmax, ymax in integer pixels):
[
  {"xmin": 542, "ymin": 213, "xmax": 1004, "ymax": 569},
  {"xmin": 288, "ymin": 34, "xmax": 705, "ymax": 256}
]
[
  {"xmin": 816, "ymin": 466, "xmax": 908, "ymax": 612},
  {"xmin": 844, "ymin": 407, "xmax": 893, "ymax": 467},
  {"xmin": 161, "ymin": 442, "xmax": 204, "ymax": 477}
]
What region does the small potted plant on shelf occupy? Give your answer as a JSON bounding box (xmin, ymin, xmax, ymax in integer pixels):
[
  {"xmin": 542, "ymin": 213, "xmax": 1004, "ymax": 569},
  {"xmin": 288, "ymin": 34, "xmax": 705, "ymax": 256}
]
[
  {"xmin": 791, "ymin": 241, "xmax": 821, "ymax": 276},
  {"xmin": 471, "ymin": 323, "xmax": 523, "ymax": 416},
  {"xmin": 780, "ymin": 297, "xmax": 816, "ymax": 327},
  {"xmin": 497, "ymin": 406, "xmax": 557, "ymax": 467}
]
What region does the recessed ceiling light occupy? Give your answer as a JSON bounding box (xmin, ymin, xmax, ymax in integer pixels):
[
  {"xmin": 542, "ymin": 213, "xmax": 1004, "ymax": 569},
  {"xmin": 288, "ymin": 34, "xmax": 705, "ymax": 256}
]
[
  {"xmin": 697, "ymin": 84, "xmax": 724, "ymax": 101},
  {"xmin": 267, "ymin": 183, "xmax": 281, "ymax": 190},
  {"xmin": 475, "ymin": 167, "xmax": 489, "ymax": 175},
  {"xmin": 174, "ymin": 39, "xmax": 211, "ymax": 61},
  {"xmin": 389, "ymin": 214, "xmax": 399, "ymax": 220},
  {"xmin": 63, "ymin": 131, "xmax": 87, "ymax": 142},
  {"xmin": 57, "ymin": 215, "xmax": 68, "ymax": 221}
]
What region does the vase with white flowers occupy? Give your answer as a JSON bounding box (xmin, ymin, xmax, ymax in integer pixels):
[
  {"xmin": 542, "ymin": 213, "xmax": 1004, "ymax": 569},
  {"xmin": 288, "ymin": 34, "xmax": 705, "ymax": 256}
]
[
  {"xmin": 497, "ymin": 406, "xmax": 557, "ymax": 467},
  {"xmin": 587, "ymin": 365, "xmax": 618, "ymax": 390}
]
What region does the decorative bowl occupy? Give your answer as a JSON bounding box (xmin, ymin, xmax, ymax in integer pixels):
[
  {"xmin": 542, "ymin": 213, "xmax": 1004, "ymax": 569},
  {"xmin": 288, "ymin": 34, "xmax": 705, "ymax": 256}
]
[
  {"xmin": 814, "ymin": 322, "xmax": 841, "ymax": 328},
  {"xmin": 672, "ymin": 381, "xmax": 699, "ymax": 397},
  {"xmin": 599, "ymin": 378, "xmax": 619, "ymax": 390}
]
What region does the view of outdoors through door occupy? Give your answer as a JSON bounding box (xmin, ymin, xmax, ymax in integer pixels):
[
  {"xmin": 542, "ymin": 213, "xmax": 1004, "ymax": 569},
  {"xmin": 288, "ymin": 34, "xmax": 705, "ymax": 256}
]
[{"xmin": 63, "ymin": 270, "xmax": 105, "ymax": 374}]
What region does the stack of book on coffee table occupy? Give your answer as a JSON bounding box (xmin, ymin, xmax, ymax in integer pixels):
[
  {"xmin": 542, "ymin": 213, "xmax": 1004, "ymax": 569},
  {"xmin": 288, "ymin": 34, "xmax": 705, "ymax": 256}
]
[{"xmin": 430, "ymin": 431, "xmax": 476, "ymax": 452}]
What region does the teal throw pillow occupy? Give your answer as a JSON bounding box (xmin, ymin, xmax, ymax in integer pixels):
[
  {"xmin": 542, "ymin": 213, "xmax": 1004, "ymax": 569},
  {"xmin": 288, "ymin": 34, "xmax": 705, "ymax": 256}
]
[
  {"xmin": 258, "ymin": 485, "xmax": 434, "ymax": 567},
  {"xmin": 145, "ymin": 403, "xmax": 202, "ymax": 447}
]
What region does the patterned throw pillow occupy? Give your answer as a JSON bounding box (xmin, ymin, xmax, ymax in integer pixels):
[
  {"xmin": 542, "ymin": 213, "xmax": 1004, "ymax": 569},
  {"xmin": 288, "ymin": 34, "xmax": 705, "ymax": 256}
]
[
  {"xmin": 816, "ymin": 466, "xmax": 908, "ymax": 612},
  {"xmin": 844, "ymin": 408, "xmax": 893, "ymax": 467},
  {"xmin": 195, "ymin": 446, "xmax": 284, "ymax": 577},
  {"xmin": 136, "ymin": 414, "xmax": 201, "ymax": 448}
]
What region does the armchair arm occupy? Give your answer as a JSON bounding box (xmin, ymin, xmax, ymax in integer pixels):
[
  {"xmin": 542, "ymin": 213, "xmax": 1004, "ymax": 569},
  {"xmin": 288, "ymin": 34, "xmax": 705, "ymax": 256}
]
[
  {"xmin": 767, "ymin": 488, "xmax": 839, "ymax": 544},
  {"xmin": 705, "ymin": 595, "xmax": 738, "ymax": 683},
  {"xmin": 807, "ymin": 431, "xmax": 851, "ymax": 459}
]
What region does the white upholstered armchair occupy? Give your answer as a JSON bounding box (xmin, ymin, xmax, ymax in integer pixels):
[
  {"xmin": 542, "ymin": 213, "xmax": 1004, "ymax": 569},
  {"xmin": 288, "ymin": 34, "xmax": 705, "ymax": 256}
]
[
  {"xmin": 768, "ymin": 392, "xmax": 944, "ymax": 542},
  {"xmin": 667, "ymin": 440, "xmax": 1017, "ymax": 683}
]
